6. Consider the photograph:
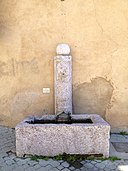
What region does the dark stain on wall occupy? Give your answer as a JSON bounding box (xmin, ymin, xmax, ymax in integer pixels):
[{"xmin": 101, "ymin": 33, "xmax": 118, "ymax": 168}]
[{"xmin": 73, "ymin": 77, "xmax": 114, "ymax": 118}]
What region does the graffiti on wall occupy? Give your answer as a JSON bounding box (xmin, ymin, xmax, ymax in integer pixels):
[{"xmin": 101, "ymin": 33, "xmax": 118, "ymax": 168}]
[{"xmin": 0, "ymin": 58, "xmax": 39, "ymax": 77}]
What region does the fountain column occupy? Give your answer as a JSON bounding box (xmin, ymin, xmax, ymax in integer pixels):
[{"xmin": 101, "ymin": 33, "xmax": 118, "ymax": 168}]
[{"xmin": 54, "ymin": 44, "xmax": 72, "ymax": 115}]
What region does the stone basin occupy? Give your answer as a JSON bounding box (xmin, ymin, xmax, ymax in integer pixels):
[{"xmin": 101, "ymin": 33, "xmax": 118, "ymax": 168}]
[{"xmin": 16, "ymin": 114, "xmax": 110, "ymax": 157}]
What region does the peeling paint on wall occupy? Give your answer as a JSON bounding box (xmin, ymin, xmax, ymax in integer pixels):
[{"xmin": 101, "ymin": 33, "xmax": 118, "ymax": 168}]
[{"xmin": 73, "ymin": 77, "xmax": 114, "ymax": 118}]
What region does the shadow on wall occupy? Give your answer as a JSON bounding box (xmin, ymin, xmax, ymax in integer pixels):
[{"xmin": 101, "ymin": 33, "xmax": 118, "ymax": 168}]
[{"xmin": 73, "ymin": 77, "xmax": 114, "ymax": 118}]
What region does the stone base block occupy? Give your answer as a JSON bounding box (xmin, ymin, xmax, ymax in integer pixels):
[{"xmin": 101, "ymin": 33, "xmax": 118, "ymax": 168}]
[{"xmin": 16, "ymin": 114, "xmax": 110, "ymax": 157}]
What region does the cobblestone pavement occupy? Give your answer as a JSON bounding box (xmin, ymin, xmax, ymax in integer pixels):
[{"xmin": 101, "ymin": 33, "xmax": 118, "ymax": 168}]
[{"xmin": 0, "ymin": 126, "xmax": 128, "ymax": 171}]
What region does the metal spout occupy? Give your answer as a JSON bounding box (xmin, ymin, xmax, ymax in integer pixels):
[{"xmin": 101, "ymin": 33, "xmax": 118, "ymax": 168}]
[{"xmin": 55, "ymin": 111, "xmax": 71, "ymax": 122}]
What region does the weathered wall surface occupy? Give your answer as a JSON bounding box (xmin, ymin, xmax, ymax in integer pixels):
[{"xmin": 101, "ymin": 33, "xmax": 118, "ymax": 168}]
[{"xmin": 0, "ymin": 0, "xmax": 128, "ymax": 131}]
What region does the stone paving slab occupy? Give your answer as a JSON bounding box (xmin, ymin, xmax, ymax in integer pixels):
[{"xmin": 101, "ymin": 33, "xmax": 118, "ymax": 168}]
[
  {"xmin": 110, "ymin": 134, "xmax": 128, "ymax": 160},
  {"xmin": 0, "ymin": 126, "xmax": 128, "ymax": 171},
  {"xmin": 112, "ymin": 142, "xmax": 128, "ymax": 152}
]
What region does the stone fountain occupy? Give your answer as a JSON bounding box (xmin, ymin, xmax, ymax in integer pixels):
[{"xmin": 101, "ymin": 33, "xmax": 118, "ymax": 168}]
[{"xmin": 16, "ymin": 44, "xmax": 110, "ymax": 157}]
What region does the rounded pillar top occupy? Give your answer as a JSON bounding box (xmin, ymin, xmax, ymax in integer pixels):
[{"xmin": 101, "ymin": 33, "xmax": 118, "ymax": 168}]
[{"xmin": 56, "ymin": 44, "xmax": 70, "ymax": 55}]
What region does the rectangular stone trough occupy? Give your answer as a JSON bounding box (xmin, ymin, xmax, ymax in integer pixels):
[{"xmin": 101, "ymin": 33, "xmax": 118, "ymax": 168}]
[{"xmin": 16, "ymin": 114, "xmax": 110, "ymax": 157}]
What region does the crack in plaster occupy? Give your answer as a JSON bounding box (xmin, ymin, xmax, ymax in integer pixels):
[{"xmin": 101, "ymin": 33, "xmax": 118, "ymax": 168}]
[{"xmin": 93, "ymin": 0, "xmax": 119, "ymax": 50}]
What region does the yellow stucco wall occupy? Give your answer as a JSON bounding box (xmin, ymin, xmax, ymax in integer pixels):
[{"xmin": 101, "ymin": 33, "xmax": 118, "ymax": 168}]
[{"xmin": 0, "ymin": 0, "xmax": 128, "ymax": 131}]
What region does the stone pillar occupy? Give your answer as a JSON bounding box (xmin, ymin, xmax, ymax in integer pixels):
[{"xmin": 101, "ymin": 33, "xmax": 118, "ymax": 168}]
[{"xmin": 54, "ymin": 44, "xmax": 72, "ymax": 115}]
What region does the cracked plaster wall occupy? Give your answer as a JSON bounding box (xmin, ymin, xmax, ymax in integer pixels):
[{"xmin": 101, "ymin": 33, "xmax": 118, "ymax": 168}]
[{"xmin": 0, "ymin": 0, "xmax": 128, "ymax": 131}]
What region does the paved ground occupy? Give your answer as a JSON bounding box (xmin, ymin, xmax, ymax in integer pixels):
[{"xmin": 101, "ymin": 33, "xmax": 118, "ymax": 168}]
[{"xmin": 0, "ymin": 126, "xmax": 128, "ymax": 171}]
